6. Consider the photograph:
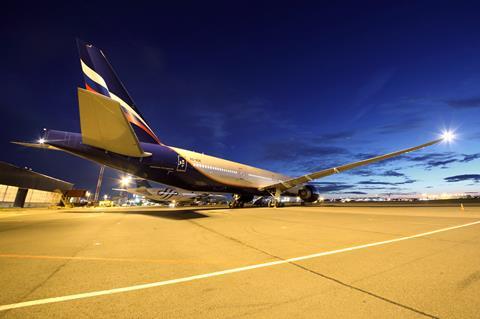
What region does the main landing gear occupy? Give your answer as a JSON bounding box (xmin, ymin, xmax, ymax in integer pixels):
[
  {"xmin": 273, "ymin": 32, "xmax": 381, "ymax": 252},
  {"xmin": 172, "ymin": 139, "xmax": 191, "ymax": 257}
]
[
  {"xmin": 228, "ymin": 194, "xmax": 254, "ymax": 209},
  {"xmin": 228, "ymin": 201, "xmax": 244, "ymax": 208}
]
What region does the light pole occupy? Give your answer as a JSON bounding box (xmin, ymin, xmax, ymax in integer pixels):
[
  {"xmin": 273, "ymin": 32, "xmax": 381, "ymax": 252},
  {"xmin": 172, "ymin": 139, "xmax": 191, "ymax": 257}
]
[
  {"xmin": 94, "ymin": 165, "xmax": 105, "ymax": 203},
  {"xmin": 119, "ymin": 175, "xmax": 132, "ymax": 205}
]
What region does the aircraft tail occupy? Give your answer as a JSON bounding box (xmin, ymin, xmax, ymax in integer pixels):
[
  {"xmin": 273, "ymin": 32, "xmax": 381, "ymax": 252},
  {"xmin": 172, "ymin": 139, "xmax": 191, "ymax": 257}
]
[{"xmin": 76, "ymin": 39, "xmax": 161, "ymax": 145}]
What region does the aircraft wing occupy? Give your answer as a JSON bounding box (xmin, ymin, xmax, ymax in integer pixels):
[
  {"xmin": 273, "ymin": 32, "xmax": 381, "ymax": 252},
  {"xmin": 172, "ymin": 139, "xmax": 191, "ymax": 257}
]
[{"xmin": 259, "ymin": 138, "xmax": 444, "ymax": 192}]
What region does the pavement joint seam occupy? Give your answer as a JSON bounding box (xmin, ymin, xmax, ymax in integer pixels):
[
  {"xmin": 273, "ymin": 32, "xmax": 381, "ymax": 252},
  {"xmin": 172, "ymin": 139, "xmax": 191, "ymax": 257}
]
[
  {"xmin": 188, "ymin": 220, "xmax": 440, "ymax": 318},
  {"xmin": 351, "ymin": 232, "xmax": 480, "ymax": 286},
  {"xmin": 290, "ymin": 262, "xmax": 439, "ymax": 318}
]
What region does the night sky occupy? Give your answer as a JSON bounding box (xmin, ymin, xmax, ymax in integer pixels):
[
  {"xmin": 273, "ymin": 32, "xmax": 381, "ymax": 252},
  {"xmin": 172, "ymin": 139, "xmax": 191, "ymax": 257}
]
[{"xmin": 1, "ymin": 2, "xmax": 479, "ymax": 197}]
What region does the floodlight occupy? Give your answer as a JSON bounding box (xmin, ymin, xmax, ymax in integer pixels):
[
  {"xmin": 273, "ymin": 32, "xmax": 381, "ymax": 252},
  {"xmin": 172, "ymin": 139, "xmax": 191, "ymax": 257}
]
[{"xmin": 120, "ymin": 175, "xmax": 132, "ymax": 187}]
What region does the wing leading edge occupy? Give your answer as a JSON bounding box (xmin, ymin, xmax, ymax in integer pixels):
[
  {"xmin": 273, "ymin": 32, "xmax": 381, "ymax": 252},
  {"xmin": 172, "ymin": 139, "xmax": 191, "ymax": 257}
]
[{"xmin": 259, "ymin": 138, "xmax": 444, "ymax": 192}]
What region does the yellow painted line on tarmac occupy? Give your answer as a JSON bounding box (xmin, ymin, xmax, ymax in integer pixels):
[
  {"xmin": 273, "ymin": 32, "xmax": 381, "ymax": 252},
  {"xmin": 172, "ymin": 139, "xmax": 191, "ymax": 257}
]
[
  {"xmin": 1, "ymin": 220, "xmax": 479, "ymax": 312},
  {"xmin": 0, "ymin": 213, "xmax": 35, "ymax": 219},
  {"xmin": 0, "ymin": 253, "xmax": 214, "ymax": 265},
  {"xmin": 0, "ymin": 214, "xmax": 46, "ymax": 219}
]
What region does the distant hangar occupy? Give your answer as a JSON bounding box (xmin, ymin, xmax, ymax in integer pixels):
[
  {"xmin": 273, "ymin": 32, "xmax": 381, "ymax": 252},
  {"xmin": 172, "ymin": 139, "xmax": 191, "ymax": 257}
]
[{"xmin": 0, "ymin": 162, "xmax": 74, "ymax": 208}]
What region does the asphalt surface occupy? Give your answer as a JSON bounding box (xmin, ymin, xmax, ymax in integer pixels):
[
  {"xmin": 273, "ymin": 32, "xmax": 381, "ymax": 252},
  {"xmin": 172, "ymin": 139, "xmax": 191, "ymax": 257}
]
[{"xmin": 0, "ymin": 204, "xmax": 479, "ymax": 318}]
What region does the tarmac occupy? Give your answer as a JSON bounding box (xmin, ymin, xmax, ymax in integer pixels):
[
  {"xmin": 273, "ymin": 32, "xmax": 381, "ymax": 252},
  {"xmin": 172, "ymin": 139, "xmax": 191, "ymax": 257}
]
[{"xmin": 0, "ymin": 204, "xmax": 480, "ymax": 318}]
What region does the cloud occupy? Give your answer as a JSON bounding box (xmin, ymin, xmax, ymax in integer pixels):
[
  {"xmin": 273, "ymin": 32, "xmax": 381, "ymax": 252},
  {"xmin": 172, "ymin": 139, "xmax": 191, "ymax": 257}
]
[
  {"xmin": 377, "ymin": 114, "xmax": 426, "ymax": 134},
  {"xmin": 195, "ymin": 110, "xmax": 228, "ymax": 139},
  {"xmin": 357, "ymin": 186, "xmax": 403, "ymax": 191},
  {"xmin": 347, "ymin": 168, "xmax": 407, "ymax": 178},
  {"xmin": 408, "ymin": 152, "xmax": 480, "ymax": 169},
  {"xmin": 264, "ymin": 130, "xmax": 357, "ymax": 171},
  {"xmin": 347, "ymin": 168, "xmax": 375, "ymax": 176},
  {"xmin": 444, "ymin": 174, "xmax": 480, "ymax": 183},
  {"xmin": 350, "ymin": 152, "xmax": 407, "ymax": 169},
  {"xmin": 352, "ymin": 68, "xmax": 396, "ymax": 121},
  {"xmin": 460, "ymin": 153, "xmax": 480, "ymax": 162},
  {"xmin": 262, "ymin": 140, "xmax": 348, "ymax": 162},
  {"xmin": 357, "ymin": 179, "xmax": 416, "ymax": 186},
  {"xmin": 381, "ymin": 170, "xmax": 405, "ymax": 177},
  {"xmin": 378, "ymin": 192, "xmax": 418, "ymax": 196},
  {"xmin": 445, "ymin": 97, "xmax": 480, "ymax": 108},
  {"xmin": 310, "ymin": 182, "xmax": 355, "ymax": 193},
  {"xmin": 409, "ymin": 152, "xmax": 458, "ymax": 169},
  {"xmin": 314, "ymin": 130, "xmax": 355, "ymax": 141},
  {"xmin": 338, "ymin": 191, "xmax": 368, "ymax": 195},
  {"xmin": 189, "ymin": 97, "xmax": 297, "ymax": 151},
  {"xmin": 425, "ymin": 159, "xmax": 458, "ymax": 168}
]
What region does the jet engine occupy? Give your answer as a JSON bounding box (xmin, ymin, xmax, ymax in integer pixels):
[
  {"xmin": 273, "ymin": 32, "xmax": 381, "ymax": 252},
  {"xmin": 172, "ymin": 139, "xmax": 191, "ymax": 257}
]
[{"xmin": 298, "ymin": 185, "xmax": 319, "ymax": 202}]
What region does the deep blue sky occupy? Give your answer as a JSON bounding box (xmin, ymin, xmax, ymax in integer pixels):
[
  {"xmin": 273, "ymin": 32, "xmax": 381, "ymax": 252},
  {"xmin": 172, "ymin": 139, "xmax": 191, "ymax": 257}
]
[{"xmin": 1, "ymin": 1, "xmax": 479, "ymax": 197}]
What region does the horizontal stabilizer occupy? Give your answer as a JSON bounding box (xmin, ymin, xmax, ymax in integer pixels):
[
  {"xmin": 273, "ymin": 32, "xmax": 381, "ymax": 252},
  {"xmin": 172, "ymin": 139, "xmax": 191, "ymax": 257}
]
[
  {"xmin": 11, "ymin": 141, "xmax": 60, "ymax": 151},
  {"xmin": 78, "ymin": 88, "xmax": 151, "ymax": 157}
]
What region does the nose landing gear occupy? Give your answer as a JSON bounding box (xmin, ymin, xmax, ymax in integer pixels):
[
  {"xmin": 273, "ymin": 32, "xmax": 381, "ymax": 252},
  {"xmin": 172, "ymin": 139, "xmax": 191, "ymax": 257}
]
[
  {"xmin": 269, "ymin": 198, "xmax": 284, "ymax": 208},
  {"xmin": 266, "ymin": 188, "xmax": 284, "ymax": 208}
]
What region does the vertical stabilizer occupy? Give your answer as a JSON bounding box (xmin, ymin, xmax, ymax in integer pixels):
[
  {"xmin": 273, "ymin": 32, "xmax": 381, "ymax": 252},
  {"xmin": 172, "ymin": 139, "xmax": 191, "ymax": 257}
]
[{"xmin": 76, "ymin": 39, "xmax": 161, "ymax": 144}]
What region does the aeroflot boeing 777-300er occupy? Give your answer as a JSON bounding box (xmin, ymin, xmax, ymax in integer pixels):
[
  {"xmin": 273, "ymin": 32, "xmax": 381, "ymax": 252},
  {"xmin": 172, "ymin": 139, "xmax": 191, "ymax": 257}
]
[{"xmin": 14, "ymin": 40, "xmax": 455, "ymax": 207}]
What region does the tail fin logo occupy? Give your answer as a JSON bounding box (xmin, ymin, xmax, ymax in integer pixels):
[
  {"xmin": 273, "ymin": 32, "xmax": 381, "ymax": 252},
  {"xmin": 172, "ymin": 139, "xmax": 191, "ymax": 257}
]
[{"xmin": 77, "ymin": 39, "xmax": 161, "ymax": 145}]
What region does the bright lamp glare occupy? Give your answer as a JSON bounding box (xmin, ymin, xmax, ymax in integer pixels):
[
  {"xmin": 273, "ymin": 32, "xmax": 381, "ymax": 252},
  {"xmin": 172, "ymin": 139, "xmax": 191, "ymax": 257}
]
[
  {"xmin": 38, "ymin": 138, "xmax": 45, "ymax": 144},
  {"xmin": 441, "ymin": 130, "xmax": 455, "ymax": 142},
  {"xmin": 120, "ymin": 176, "xmax": 132, "ymax": 186}
]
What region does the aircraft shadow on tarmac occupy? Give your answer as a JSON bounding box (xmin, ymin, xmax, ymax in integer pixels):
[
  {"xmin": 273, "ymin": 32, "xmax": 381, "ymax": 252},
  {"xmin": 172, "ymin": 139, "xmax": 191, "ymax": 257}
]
[
  {"xmin": 118, "ymin": 209, "xmax": 210, "ymax": 220},
  {"xmin": 117, "ymin": 206, "xmax": 267, "ymax": 220},
  {"xmin": 64, "ymin": 206, "xmax": 234, "ymax": 220},
  {"xmin": 64, "ymin": 205, "xmax": 272, "ymax": 220}
]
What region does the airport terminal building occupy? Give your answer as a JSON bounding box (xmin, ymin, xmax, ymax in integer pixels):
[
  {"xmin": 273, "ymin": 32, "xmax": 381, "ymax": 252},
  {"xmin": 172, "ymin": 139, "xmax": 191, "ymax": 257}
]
[{"xmin": 0, "ymin": 162, "xmax": 73, "ymax": 208}]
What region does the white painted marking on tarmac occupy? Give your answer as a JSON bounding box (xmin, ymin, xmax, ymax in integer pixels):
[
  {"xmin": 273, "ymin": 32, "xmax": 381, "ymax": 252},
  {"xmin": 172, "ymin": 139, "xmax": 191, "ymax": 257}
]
[{"xmin": 1, "ymin": 220, "xmax": 479, "ymax": 312}]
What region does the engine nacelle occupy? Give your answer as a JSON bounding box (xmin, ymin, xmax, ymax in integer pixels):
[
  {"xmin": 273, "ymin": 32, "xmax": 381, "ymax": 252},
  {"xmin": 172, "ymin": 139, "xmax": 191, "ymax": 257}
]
[{"xmin": 298, "ymin": 185, "xmax": 319, "ymax": 202}]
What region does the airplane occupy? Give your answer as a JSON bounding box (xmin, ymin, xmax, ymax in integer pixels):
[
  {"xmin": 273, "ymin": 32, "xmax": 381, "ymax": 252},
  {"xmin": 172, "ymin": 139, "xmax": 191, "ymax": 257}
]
[
  {"xmin": 14, "ymin": 40, "xmax": 455, "ymax": 208},
  {"xmin": 116, "ymin": 178, "xmax": 227, "ymax": 206}
]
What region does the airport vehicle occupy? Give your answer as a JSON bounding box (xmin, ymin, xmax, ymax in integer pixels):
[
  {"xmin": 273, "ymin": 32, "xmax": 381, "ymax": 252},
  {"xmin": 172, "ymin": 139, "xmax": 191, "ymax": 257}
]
[
  {"xmin": 118, "ymin": 179, "xmax": 226, "ymax": 206},
  {"xmin": 15, "ymin": 40, "xmax": 453, "ymax": 207}
]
